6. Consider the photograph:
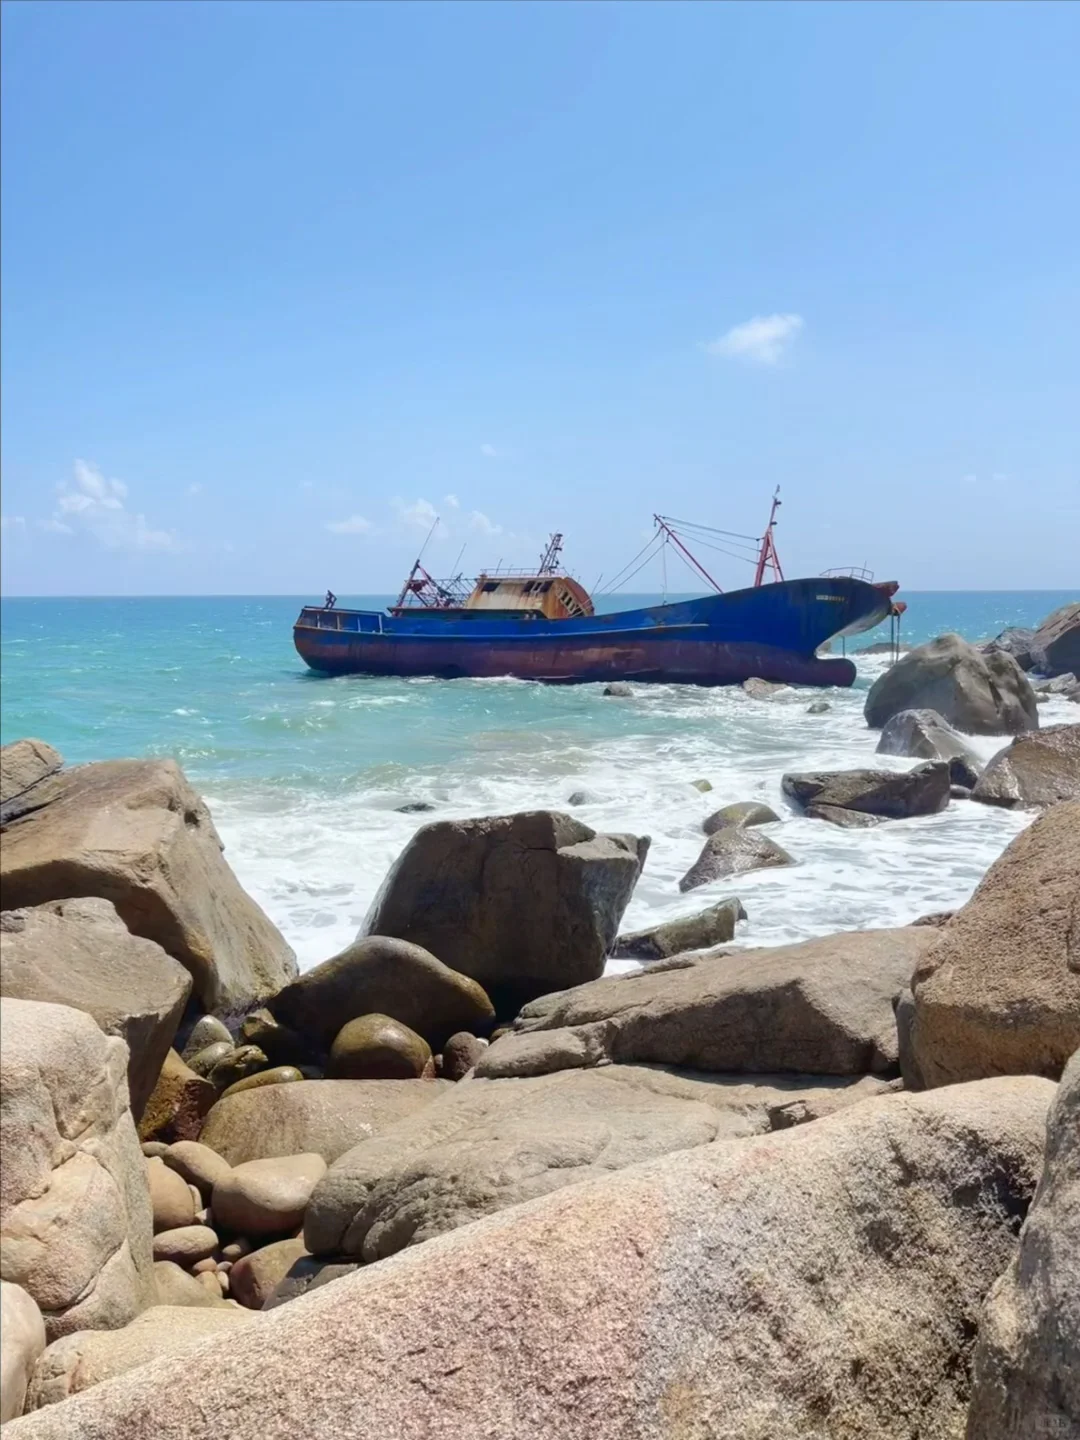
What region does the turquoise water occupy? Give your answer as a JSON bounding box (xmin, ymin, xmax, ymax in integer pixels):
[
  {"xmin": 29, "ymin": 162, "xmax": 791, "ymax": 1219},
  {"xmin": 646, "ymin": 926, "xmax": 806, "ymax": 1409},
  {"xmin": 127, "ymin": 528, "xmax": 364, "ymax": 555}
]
[{"xmin": 2, "ymin": 589, "xmax": 1076, "ymax": 970}]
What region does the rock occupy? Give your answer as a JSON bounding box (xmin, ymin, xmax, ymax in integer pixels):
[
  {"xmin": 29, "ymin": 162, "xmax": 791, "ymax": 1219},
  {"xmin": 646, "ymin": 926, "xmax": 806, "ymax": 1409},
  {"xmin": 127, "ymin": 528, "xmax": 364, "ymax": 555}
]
[
  {"xmin": 206, "ymin": 1045, "xmax": 268, "ymax": 1091},
  {"xmin": 228, "ymin": 1238, "xmax": 308, "ymax": 1311},
  {"xmin": 971, "ymin": 724, "xmax": 1080, "ymax": 809},
  {"xmin": 865, "ymin": 633, "xmax": 1039, "ymax": 736},
  {"xmin": 782, "ymin": 761, "xmax": 951, "ymax": 824},
  {"xmin": 875, "ymin": 707, "xmax": 984, "ymax": 779},
  {"xmin": 602, "ymin": 682, "xmax": 632, "ymax": 697},
  {"xmin": 701, "ymin": 800, "xmax": 780, "ymax": 835},
  {"xmin": 141, "ymin": 1141, "xmax": 169, "ymax": 1158},
  {"xmin": 198, "ymin": 1078, "xmax": 448, "ymax": 1167},
  {"xmin": 967, "ymin": 1052, "xmax": 1080, "ymax": 1440},
  {"xmin": 25, "ymin": 1305, "xmax": 252, "ymax": 1409},
  {"xmin": 185, "ymin": 1041, "xmax": 234, "ymax": 1078},
  {"xmin": 476, "ymin": 927, "xmax": 938, "ymax": 1080},
  {"xmin": 179, "ymin": 1016, "xmax": 232, "ymax": 1061},
  {"xmin": 359, "ymin": 812, "xmax": 648, "ymax": 1012},
  {"xmin": 326, "ymin": 1015, "xmax": 431, "ymax": 1080},
  {"xmin": 306, "ymin": 1064, "xmax": 893, "ymax": 1263},
  {"xmin": 262, "ymin": 1255, "xmax": 359, "ymax": 1311},
  {"xmin": 0, "ymin": 757, "xmax": 297, "ymax": 1015},
  {"xmin": 137, "ymin": 1049, "xmax": 216, "ymax": 1145},
  {"xmin": 1033, "ymin": 600, "xmax": 1080, "ymax": 678},
  {"xmin": 0, "ymin": 898, "xmax": 192, "ymax": 1121},
  {"xmin": 394, "ymin": 801, "xmax": 434, "ymax": 813},
  {"xmin": 150, "ymin": 1226, "xmax": 219, "ymax": 1266},
  {"xmin": 912, "ymin": 910, "xmax": 955, "ymax": 927},
  {"xmin": 150, "ymin": 1260, "xmax": 229, "ymax": 1309},
  {"xmin": 690, "ymin": 778, "xmax": 712, "ymax": 792},
  {"xmin": 441, "ymin": 1033, "xmax": 487, "ymax": 1082},
  {"xmin": 236, "ymin": 1010, "xmax": 320, "ymax": 1068},
  {"xmin": 10, "ymin": 1079, "xmax": 1053, "ymax": 1440},
  {"xmin": 806, "ymin": 700, "xmax": 831, "ymax": 714},
  {"xmin": 743, "ymin": 676, "xmax": 787, "ymax": 699},
  {"xmin": 146, "ymin": 1159, "xmax": 196, "ymax": 1233},
  {"xmin": 269, "ymin": 935, "xmax": 493, "ymax": 1055},
  {"xmin": 161, "ymin": 1142, "xmax": 232, "ymax": 1201},
  {"xmin": 910, "ymin": 802, "xmax": 1080, "ymax": 1087},
  {"xmin": 220, "ymin": 1065, "xmax": 304, "ymax": 1100},
  {"xmin": 678, "ymin": 829, "xmax": 793, "ymax": 891},
  {"xmin": 195, "ymin": 1271, "xmax": 223, "ymax": 1298},
  {"xmin": 1, "ymin": 1281, "xmax": 46, "ymax": 1423},
  {"xmin": 980, "ymin": 626, "xmax": 1046, "ymax": 673},
  {"xmin": 211, "ymin": 1155, "xmax": 327, "ymax": 1239},
  {"xmin": 0, "ymin": 999, "xmax": 155, "ymax": 1341},
  {"xmin": 610, "ymin": 897, "xmax": 746, "ymax": 960},
  {"xmin": 566, "ymin": 790, "xmax": 597, "ymax": 807},
  {"xmin": 0, "ymin": 739, "xmax": 63, "ymax": 815}
]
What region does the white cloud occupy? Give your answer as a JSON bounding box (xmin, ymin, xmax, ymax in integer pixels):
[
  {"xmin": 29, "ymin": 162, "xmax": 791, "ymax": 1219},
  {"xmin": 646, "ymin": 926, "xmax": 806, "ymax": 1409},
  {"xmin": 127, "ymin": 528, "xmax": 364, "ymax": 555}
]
[
  {"xmin": 396, "ymin": 497, "xmax": 443, "ymax": 534},
  {"xmin": 46, "ymin": 460, "xmax": 178, "ymax": 551},
  {"xmin": 443, "ymin": 493, "xmax": 460, "ymax": 509},
  {"xmin": 0, "ymin": 514, "xmax": 27, "ymax": 531},
  {"xmin": 480, "ymin": 443, "xmax": 498, "ymax": 458},
  {"xmin": 704, "ymin": 313, "xmax": 804, "ymax": 366},
  {"xmin": 469, "ymin": 509, "xmax": 503, "ymax": 536},
  {"xmin": 187, "ymin": 483, "xmax": 203, "ymax": 497},
  {"xmin": 325, "ymin": 514, "xmax": 373, "ymax": 535}
]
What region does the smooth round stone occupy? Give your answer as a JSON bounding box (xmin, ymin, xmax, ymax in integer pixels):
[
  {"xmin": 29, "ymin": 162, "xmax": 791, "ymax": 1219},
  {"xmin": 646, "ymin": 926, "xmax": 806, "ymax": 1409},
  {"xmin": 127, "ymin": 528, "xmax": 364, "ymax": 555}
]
[
  {"xmin": 141, "ymin": 1141, "xmax": 170, "ymax": 1159},
  {"xmin": 206, "ymin": 1045, "xmax": 268, "ymax": 1090},
  {"xmin": 152, "ymin": 1224, "xmax": 220, "ymax": 1265},
  {"xmin": 211, "ymin": 1154, "xmax": 327, "ymax": 1238},
  {"xmin": 220, "ymin": 1066, "xmax": 305, "ymax": 1101},
  {"xmin": 229, "ymin": 1237, "xmax": 309, "ymax": 1310},
  {"xmin": 181, "ymin": 1016, "xmax": 232, "ymax": 1062},
  {"xmin": 146, "ymin": 1158, "xmax": 196, "ymax": 1233},
  {"xmin": 326, "ymin": 1014, "xmax": 431, "ymax": 1081},
  {"xmin": 186, "ymin": 1042, "xmax": 233, "ymax": 1078},
  {"xmin": 163, "ymin": 1140, "xmax": 233, "ymax": 1200},
  {"xmin": 441, "ymin": 1033, "xmax": 487, "ymax": 1082}
]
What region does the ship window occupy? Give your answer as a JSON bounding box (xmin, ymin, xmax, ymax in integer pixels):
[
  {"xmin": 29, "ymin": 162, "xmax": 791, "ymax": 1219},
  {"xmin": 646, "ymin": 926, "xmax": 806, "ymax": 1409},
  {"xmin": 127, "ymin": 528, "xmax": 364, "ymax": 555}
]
[{"xmin": 483, "ymin": 581, "xmax": 499, "ymax": 592}]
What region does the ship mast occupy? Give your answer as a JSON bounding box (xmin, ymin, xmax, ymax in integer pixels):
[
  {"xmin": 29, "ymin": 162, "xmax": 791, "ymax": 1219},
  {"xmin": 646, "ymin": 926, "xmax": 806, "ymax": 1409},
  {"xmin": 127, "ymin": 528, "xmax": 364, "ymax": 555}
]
[{"xmin": 753, "ymin": 488, "xmax": 784, "ymax": 587}]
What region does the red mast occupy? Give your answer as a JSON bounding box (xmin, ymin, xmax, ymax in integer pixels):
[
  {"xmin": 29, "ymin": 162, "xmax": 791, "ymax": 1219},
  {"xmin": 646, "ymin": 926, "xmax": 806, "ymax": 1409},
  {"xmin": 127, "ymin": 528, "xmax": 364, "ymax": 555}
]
[{"xmin": 753, "ymin": 488, "xmax": 784, "ymax": 587}]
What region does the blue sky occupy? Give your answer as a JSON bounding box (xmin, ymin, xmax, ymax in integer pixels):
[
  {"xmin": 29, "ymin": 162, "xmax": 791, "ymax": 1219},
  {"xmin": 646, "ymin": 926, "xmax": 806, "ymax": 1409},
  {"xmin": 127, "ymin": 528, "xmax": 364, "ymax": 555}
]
[{"xmin": 2, "ymin": 0, "xmax": 1077, "ymax": 596}]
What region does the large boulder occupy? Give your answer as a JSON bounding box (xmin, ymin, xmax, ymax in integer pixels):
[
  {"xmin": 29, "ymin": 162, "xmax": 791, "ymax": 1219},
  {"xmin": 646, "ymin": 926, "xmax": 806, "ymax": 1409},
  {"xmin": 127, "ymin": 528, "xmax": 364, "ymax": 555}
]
[
  {"xmin": 967, "ymin": 1052, "xmax": 1080, "ymax": 1440},
  {"xmin": 865, "ymin": 634, "xmax": 1039, "ymax": 736},
  {"xmin": 971, "ymin": 724, "xmax": 1080, "ymax": 809},
  {"xmin": 137, "ymin": 1049, "xmax": 216, "ymax": 1145},
  {"xmin": 875, "ymin": 708, "xmax": 983, "ymax": 777},
  {"xmin": 229, "ymin": 1238, "xmax": 308, "ymax": 1311},
  {"xmin": 909, "ymin": 802, "xmax": 1080, "ymax": 1087},
  {"xmin": 702, "ymin": 800, "xmax": 780, "ymax": 835},
  {"xmin": 306, "ymin": 1064, "xmax": 892, "ymax": 1262},
  {"xmin": 25, "ymin": 1305, "xmax": 253, "ymax": 1410},
  {"xmin": 0, "ymin": 758, "xmax": 297, "ymax": 1016},
  {"xmin": 327, "ymin": 1015, "xmax": 431, "ymax": 1080},
  {"xmin": 0, "ymin": 899, "xmax": 192, "ymax": 1119},
  {"xmin": 980, "ymin": 626, "xmax": 1046, "ymax": 673},
  {"xmin": 1033, "ymin": 600, "xmax": 1080, "ymax": 678},
  {"xmin": 0, "ymin": 740, "xmax": 62, "ymax": 819},
  {"xmin": 782, "ymin": 762, "xmax": 951, "ymax": 825},
  {"xmin": 475, "ymin": 927, "xmax": 938, "ymax": 1080},
  {"xmin": 0, "ymin": 999, "xmax": 155, "ymax": 1340},
  {"xmin": 678, "ymin": 828, "xmax": 793, "ymax": 891},
  {"xmin": 198, "ymin": 1077, "xmax": 450, "ymax": 1166},
  {"xmin": 6, "ymin": 1078, "xmax": 1053, "ymax": 1440},
  {"xmin": 360, "ymin": 812, "xmax": 647, "ymax": 1010},
  {"xmin": 0, "ymin": 1281, "xmax": 46, "ymax": 1424},
  {"xmin": 268, "ymin": 936, "xmax": 493, "ymax": 1054},
  {"xmin": 609, "ymin": 896, "xmax": 746, "ymax": 961}
]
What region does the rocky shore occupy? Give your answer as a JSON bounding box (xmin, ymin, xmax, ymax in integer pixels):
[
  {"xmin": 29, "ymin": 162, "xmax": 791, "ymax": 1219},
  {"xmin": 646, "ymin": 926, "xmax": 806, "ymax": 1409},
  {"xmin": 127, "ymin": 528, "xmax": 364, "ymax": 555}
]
[{"xmin": 1, "ymin": 617, "xmax": 1078, "ymax": 1438}]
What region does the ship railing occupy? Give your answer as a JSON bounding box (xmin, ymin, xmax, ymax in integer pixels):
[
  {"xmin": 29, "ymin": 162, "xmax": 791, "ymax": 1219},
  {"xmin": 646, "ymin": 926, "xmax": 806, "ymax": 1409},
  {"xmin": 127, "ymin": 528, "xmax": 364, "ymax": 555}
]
[{"xmin": 820, "ymin": 566, "xmax": 875, "ymax": 581}]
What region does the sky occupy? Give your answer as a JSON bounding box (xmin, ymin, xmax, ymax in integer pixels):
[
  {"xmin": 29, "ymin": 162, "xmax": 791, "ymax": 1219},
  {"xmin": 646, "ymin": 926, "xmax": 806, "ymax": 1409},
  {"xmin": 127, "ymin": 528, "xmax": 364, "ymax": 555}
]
[{"xmin": 1, "ymin": 0, "xmax": 1078, "ymax": 597}]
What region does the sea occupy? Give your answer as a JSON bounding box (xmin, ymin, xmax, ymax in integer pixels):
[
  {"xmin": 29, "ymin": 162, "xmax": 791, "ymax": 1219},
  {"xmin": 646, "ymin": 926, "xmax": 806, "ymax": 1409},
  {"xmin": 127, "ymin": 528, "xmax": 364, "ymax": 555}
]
[{"xmin": 2, "ymin": 590, "xmax": 1076, "ymax": 975}]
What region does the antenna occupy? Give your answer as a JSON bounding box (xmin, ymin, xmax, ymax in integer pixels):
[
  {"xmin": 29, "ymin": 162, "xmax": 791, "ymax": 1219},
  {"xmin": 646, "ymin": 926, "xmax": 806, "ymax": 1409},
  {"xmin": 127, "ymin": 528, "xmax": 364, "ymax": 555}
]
[{"xmin": 416, "ymin": 515, "xmax": 440, "ymax": 566}]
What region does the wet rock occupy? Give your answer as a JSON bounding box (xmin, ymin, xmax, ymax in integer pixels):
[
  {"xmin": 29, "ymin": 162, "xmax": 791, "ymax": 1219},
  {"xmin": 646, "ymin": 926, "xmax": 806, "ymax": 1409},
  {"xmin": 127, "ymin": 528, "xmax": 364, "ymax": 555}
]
[
  {"xmin": 0, "ymin": 898, "xmax": 192, "ymax": 1120},
  {"xmin": 1033, "ymin": 600, "xmax": 1080, "ymax": 678},
  {"xmin": 138, "ymin": 1049, "xmax": 216, "ymax": 1145},
  {"xmin": 179, "ymin": 1016, "xmax": 232, "ymax": 1062},
  {"xmin": 0, "ymin": 758, "xmax": 297, "ymax": 1016},
  {"xmin": 865, "ymin": 634, "xmax": 1038, "ymax": 736},
  {"xmin": 0, "ymin": 999, "xmax": 155, "ymax": 1341},
  {"xmin": 967, "ymin": 1051, "xmax": 1080, "ymax": 1440},
  {"xmin": 806, "ymin": 700, "xmax": 831, "ymax": 714},
  {"xmin": 743, "ymin": 677, "xmax": 788, "ymax": 699},
  {"xmin": 610, "ymin": 896, "xmax": 746, "ymax": 960},
  {"xmin": 146, "ymin": 1158, "xmax": 196, "ymax": 1233},
  {"xmin": 262, "ymin": 1255, "xmax": 360, "ymax": 1311},
  {"xmin": 186, "ymin": 1041, "xmax": 234, "ymax": 1078},
  {"xmin": 979, "ymin": 625, "xmax": 1046, "ymax": 673},
  {"xmin": 566, "ymin": 789, "xmax": 599, "ymax": 807},
  {"xmin": 220, "ymin": 1065, "xmax": 304, "ymax": 1100},
  {"xmin": 1034, "ymin": 672, "xmax": 1078, "ymax": 696},
  {"xmin": 237, "ymin": 1010, "xmax": 320, "ymax": 1069},
  {"xmin": 206, "ymin": 1045, "xmax": 268, "ymax": 1091},
  {"xmin": 359, "ymin": 812, "xmax": 648, "ymax": 1012},
  {"xmin": 1, "ymin": 1280, "xmax": 46, "ymax": 1423},
  {"xmin": 198, "ymin": 1078, "xmax": 449, "ymax": 1167},
  {"xmin": 477, "ymin": 926, "xmax": 937, "ymax": 1080},
  {"xmin": 602, "ymin": 683, "xmax": 632, "ymax": 697},
  {"xmin": 441, "ymin": 1033, "xmax": 487, "ymax": 1081},
  {"xmin": 678, "ymin": 829, "xmax": 794, "ymax": 891},
  {"xmin": 702, "ymin": 800, "xmax": 780, "ymax": 835},
  {"xmin": 327, "ymin": 1015, "xmax": 431, "ymax": 1081},
  {"xmin": 229, "ymin": 1238, "xmax": 308, "ymax": 1311},
  {"xmin": 161, "ymin": 1141, "xmax": 233, "ymax": 1201},
  {"xmin": 782, "ymin": 761, "xmax": 951, "ymax": 823},
  {"xmin": 17, "ymin": 1080, "xmax": 1054, "ymax": 1440},
  {"xmin": 269, "ymin": 935, "xmax": 493, "ymax": 1054},
  {"xmin": 212, "ymin": 1155, "xmax": 326, "ymax": 1239},
  {"xmin": 150, "ymin": 1225, "xmax": 219, "ymax": 1266},
  {"xmin": 909, "ymin": 801, "xmax": 1080, "ymax": 1087},
  {"xmin": 690, "ymin": 778, "xmax": 713, "ymax": 792},
  {"xmin": 394, "ymin": 801, "xmax": 435, "ymax": 814},
  {"xmin": 875, "ymin": 707, "xmax": 983, "ymax": 778},
  {"xmin": 971, "ymin": 724, "xmax": 1080, "ymax": 809}
]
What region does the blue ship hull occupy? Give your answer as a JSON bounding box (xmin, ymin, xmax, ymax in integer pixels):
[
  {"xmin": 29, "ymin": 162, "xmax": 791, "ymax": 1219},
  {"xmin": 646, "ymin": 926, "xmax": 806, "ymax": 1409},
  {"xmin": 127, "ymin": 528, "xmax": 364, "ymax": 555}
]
[{"xmin": 294, "ymin": 576, "xmax": 893, "ymax": 687}]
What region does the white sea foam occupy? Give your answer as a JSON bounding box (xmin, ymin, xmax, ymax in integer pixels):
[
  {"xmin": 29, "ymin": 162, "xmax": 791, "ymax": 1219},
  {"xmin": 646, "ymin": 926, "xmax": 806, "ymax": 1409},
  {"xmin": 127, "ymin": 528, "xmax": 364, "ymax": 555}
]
[{"xmin": 209, "ymin": 661, "xmax": 1076, "ymax": 973}]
